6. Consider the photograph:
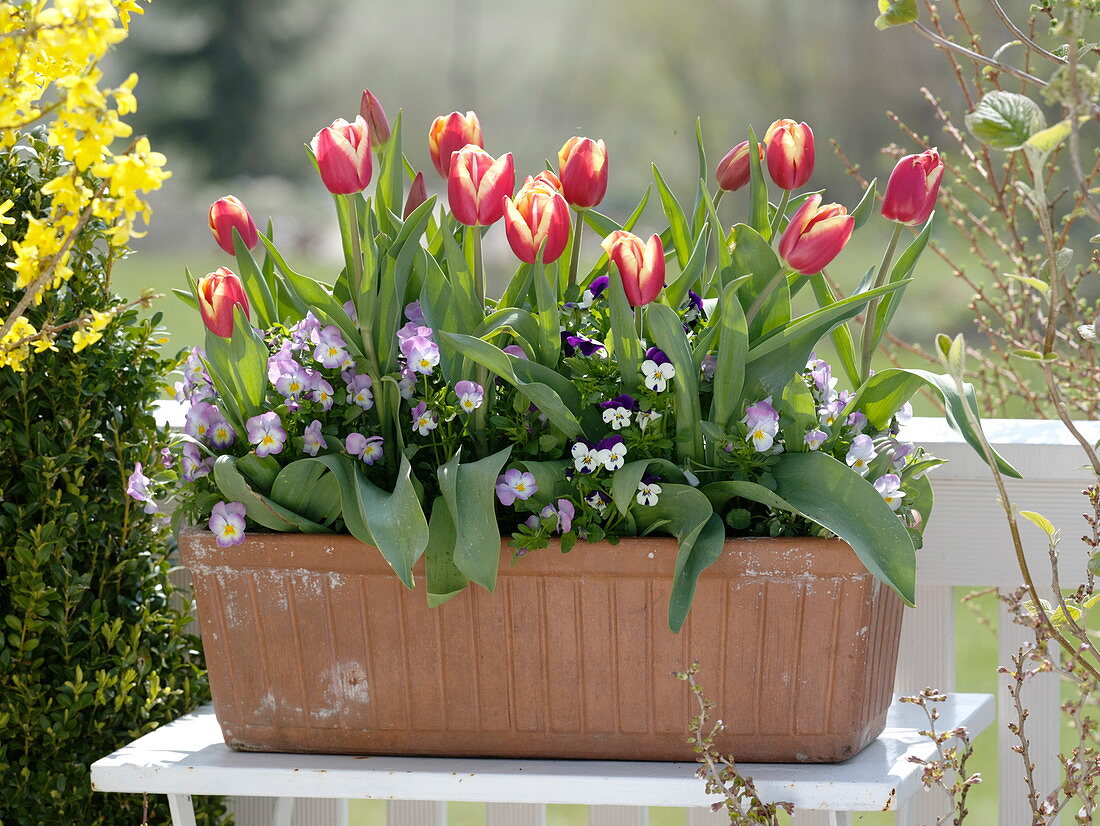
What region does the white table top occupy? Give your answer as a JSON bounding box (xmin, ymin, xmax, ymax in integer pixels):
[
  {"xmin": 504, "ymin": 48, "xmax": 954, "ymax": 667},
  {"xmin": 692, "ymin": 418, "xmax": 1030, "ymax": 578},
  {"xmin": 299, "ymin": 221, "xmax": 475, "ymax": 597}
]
[{"xmin": 91, "ymin": 694, "xmax": 993, "ymax": 812}]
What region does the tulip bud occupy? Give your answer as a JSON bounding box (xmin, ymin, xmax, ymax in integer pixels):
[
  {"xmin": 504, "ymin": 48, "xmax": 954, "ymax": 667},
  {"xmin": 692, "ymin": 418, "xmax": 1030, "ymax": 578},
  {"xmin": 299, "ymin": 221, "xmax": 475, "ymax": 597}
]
[
  {"xmin": 715, "ymin": 140, "xmax": 765, "ymax": 192},
  {"xmin": 359, "ymin": 89, "xmax": 391, "ymax": 148},
  {"xmin": 881, "ymin": 149, "xmax": 944, "ymax": 226},
  {"xmin": 527, "ymin": 170, "xmax": 563, "ymax": 192},
  {"xmin": 197, "ymin": 267, "xmax": 250, "ymax": 338},
  {"xmin": 428, "ymin": 111, "xmax": 483, "ymax": 179},
  {"xmin": 447, "ymin": 145, "xmax": 515, "ymax": 227},
  {"xmin": 403, "ymin": 171, "xmax": 428, "ymax": 219},
  {"xmin": 601, "ymin": 230, "xmax": 665, "ymax": 307},
  {"xmin": 764, "ymin": 119, "xmax": 815, "ymax": 190},
  {"xmin": 777, "ymin": 194, "xmax": 854, "ymax": 275},
  {"xmin": 208, "ymin": 195, "xmax": 259, "ymax": 255},
  {"xmin": 310, "ymin": 116, "xmax": 373, "ymax": 194},
  {"xmin": 557, "ymin": 137, "xmax": 608, "ymax": 208},
  {"xmin": 504, "ymin": 180, "xmax": 571, "ymax": 264}
]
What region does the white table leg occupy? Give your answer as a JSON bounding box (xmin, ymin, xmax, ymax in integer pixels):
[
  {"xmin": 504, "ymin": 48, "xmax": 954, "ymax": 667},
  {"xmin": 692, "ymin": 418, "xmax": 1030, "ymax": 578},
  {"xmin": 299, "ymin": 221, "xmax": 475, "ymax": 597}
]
[
  {"xmin": 167, "ymin": 795, "xmax": 199, "ymax": 826},
  {"xmin": 271, "ymin": 797, "xmax": 295, "ymax": 826},
  {"xmin": 687, "ymin": 807, "xmax": 728, "ymax": 825},
  {"xmin": 387, "ymin": 801, "xmax": 446, "ymax": 826},
  {"xmin": 791, "ymin": 813, "xmax": 851, "ymax": 826},
  {"xmin": 590, "ymin": 806, "xmax": 648, "ymax": 825},
  {"xmin": 487, "ymin": 802, "xmax": 546, "ymax": 826},
  {"xmin": 895, "ymin": 798, "xmax": 917, "ymax": 826}
]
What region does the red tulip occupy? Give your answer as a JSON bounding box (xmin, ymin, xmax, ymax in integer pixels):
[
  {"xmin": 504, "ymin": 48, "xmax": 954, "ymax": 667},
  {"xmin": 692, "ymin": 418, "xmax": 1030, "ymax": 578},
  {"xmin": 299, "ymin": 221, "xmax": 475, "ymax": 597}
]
[
  {"xmin": 197, "ymin": 267, "xmax": 250, "ymax": 338},
  {"xmin": 881, "ymin": 149, "xmax": 944, "ymax": 225},
  {"xmin": 447, "ymin": 145, "xmax": 515, "ymax": 227},
  {"xmin": 557, "ymin": 137, "xmax": 608, "ymax": 208},
  {"xmin": 359, "ymin": 89, "xmax": 391, "ymax": 148},
  {"xmin": 208, "ymin": 195, "xmax": 258, "ymax": 255},
  {"xmin": 504, "ymin": 180, "xmax": 571, "ymax": 264},
  {"xmin": 764, "ymin": 119, "xmax": 814, "ymax": 190},
  {"xmin": 715, "ymin": 140, "xmax": 765, "ymax": 192},
  {"xmin": 777, "ymin": 194, "xmax": 854, "ymax": 275},
  {"xmin": 601, "ymin": 230, "xmax": 665, "ymax": 307},
  {"xmin": 428, "ymin": 111, "xmax": 483, "ymax": 179},
  {"xmin": 310, "ymin": 116, "xmax": 373, "ymax": 194},
  {"xmin": 403, "ymin": 171, "xmax": 428, "ymax": 219}
]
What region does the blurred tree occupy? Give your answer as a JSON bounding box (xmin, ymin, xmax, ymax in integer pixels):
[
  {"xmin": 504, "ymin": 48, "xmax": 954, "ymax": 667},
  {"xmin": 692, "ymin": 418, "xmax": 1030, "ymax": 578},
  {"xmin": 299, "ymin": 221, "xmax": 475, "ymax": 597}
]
[{"xmin": 120, "ymin": 0, "xmax": 333, "ymax": 180}]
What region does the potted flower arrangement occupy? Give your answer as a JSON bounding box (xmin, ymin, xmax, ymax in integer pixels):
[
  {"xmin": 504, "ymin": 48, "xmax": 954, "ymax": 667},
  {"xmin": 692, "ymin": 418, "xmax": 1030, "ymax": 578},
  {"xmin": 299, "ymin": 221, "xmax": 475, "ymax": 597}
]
[{"xmin": 131, "ymin": 92, "xmax": 1016, "ymax": 762}]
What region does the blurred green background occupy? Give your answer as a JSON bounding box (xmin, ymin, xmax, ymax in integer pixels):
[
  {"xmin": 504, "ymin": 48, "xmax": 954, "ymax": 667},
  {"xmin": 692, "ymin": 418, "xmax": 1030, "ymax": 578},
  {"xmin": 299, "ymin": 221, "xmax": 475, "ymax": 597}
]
[{"xmin": 108, "ymin": 0, "xmax": 996, "ymax": 354}]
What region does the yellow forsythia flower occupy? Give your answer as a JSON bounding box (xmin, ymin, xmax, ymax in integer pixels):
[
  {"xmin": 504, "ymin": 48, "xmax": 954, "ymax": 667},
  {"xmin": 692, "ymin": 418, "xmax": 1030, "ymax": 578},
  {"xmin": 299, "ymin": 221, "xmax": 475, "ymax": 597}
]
[{"xmin": 1, "ymin": 1, "xmax": 166, "ymax": 370}]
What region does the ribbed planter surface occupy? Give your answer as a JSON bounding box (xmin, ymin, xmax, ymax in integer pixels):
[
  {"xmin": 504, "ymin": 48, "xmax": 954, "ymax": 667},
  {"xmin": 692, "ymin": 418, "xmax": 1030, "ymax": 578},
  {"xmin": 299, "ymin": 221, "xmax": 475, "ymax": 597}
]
[{"xmin": 180, "ymin": 530, "xmax": 903, "ymax": 762}]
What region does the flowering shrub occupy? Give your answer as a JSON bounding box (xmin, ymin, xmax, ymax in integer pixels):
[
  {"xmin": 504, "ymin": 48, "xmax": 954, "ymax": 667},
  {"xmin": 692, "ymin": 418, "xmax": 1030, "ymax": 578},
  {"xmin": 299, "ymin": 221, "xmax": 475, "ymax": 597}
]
[
  {"xmin": 0, "ymin": 0, "xmax": 168, "ymax": 371},
  {"xmin": 138, "ymin": 92, "xmax": 1017, "ymax": 630}
]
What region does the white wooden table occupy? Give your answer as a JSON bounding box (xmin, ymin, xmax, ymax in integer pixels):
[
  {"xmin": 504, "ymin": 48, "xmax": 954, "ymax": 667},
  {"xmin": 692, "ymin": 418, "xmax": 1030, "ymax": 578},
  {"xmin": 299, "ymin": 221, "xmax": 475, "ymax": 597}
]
[{"xmin": 91, "ymin": 693, "xmax": 993, "ymax": 826}]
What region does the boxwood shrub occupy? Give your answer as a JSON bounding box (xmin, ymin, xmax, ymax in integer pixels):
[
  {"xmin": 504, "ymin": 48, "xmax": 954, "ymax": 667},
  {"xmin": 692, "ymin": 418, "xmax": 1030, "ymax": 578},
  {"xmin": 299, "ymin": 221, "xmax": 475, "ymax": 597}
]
[{"xmin": 0, "ymin": 135, "xmax": 227, "ymax": 824}]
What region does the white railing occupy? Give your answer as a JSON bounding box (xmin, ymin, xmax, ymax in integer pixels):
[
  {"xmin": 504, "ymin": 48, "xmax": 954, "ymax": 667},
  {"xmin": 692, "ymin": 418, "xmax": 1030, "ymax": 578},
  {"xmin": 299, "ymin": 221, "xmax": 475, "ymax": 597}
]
[{"xmin": 156, "ymin": 408, "xmax": 1100, "ymax": 826}]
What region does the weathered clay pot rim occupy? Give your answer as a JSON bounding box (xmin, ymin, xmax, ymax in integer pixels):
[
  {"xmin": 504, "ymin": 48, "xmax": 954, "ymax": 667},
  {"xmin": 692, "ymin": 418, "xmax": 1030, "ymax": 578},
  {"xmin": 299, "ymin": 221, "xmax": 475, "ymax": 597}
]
[{"xmin": 180, "ymin": 528, "xmax": 866, "ymax": 579}]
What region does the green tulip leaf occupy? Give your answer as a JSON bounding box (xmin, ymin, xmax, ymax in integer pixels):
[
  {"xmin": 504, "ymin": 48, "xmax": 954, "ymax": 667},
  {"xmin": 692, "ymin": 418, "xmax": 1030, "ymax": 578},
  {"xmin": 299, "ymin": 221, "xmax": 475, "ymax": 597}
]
[
  {"xmin": 438, "ymin": 446, "xmax": 512, "ymax": 592},
  {"xmin": 632, "ymin": 484, "xmax": 725, "ymax": 633},
  {"xmin": 425, "ymin": 495, "xmax": 469, "ymax": 607},
  {"xmin": 212, "ymin": 455, "xmax": 331, "ymax": 533},
  {"xmin": 769, "ymin": 451, "xmax": 916, "ymax": 605}
]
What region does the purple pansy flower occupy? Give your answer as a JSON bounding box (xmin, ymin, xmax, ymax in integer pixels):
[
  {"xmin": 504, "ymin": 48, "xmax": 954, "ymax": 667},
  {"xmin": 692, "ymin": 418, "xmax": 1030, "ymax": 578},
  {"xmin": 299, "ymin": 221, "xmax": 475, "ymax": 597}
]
[
  {"xmin": 561, "ymin": 330, "xmax": 605, "ymax": 357},
  {"xmin": 344, "ymin": 372, "xmax": 375, "ymax": 410},
  {"xmin": 644, "ymin": 346, "xmax": 671, "ymax": 365},
  {"xmin": 599, "ymin": 393, "xmax": 639, "ymax": 411},
  {"xmin": 246, "ymin": 412, "xmax": 287, "ymax": 458},
  {"xmin": 125, "ymin": 463, "xmax": 158, "ymax": 514},
  {"xmin": 744, "ymin": 397, "xmax": 781, "ymax": 452},
  {"xmin": 455, "ymin": 380, "xmax": 484, "ymax": 413},
  {"xmin": 571, "ymin": 440, "xmax": 601, "ymax": 474},
  {"xmin": 209, "ymin": 501, "xmax": 247, "ymax": 547},
  {"xmin": 403, "ymin": 335, "xmax": 440, "ymax": 375},
  {"xmin": 181, "ymin": 442, "xmax": 212, "ymax": 481},
  {"xmin": 873, "ymin": 473, "xmax": 905, "ymax": 511},
  {"xmin": 502, "ymin": 344, "xmax": 528, "ymax": 360},
  {"xmin": 346, "ymin": 432, "xmax": 384, "ymax": 465},
  {"xmin": 804, "ymin": 428, "xmax": 828, "ymax": 450},
  {"xmin": 496, "ymin": 468, "xmax": 538, "ymax": 506},
  {"xmin": 311, "ymin": 378, "xmax": 335, "ymax": 411},
  {"xmin": 303, "ymin": 420, "xmax": 327, "ymax": 456},
  {"xmin": 404, "ymin": 301, "xmax": 425, "ymax": 324},
  {"xmin": 700, "ymin": 353, "xmax": 717, "ymax": 380},
  {"xmin": 596, "ymin": 435, "xmax": 628, "ymax": 471},
  {"xmin": 313, "ymin": 326, "xmax": 349, "ymax": 369},
  {"xmin": 846, "ymin": 434, "xmax": 877, "ymax": 476},
  {"xmin": 410, "ymin": 401, "xmax": 438, "ymax": 435},
  {"xmin": 579, "ymin": 275, "xmax": 609, "ymax": 308}
]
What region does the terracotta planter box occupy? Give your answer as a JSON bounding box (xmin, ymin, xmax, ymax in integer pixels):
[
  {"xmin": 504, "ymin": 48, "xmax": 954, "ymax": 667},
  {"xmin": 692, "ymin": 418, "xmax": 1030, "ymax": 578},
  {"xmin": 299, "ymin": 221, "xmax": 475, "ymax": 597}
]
[{"xmin": 179, "ymin": 530, "xmax": 904, "ymax": 762}]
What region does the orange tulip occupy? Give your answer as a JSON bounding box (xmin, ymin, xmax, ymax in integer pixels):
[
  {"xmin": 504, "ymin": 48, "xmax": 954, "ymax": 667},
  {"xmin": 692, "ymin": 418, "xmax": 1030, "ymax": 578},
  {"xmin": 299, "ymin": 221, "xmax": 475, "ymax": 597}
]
[
  {"xmin": 881, "ymin": 149, "xmax": 944, "ymax": 226},
  {"xmin": 447, "ymin": 145, "xmax": 515, "ymax": 226},
  {"xmin": 715, "ymin": 140, "xmax": 765, "ymax": 192},
  {"xmin": 197, "ymin": 267, "xmax": 250, "ymax": 338},
  {"xmin": 504, "ymin": 180, "xmax": 571, "ymax": 264},
  {"xmin": 428, "ymin": 111, "xmax": 483, "ymax": 178},
  {"xmin": 558, "ymin": 137, "xmax": 608, "ymax": 208},
  {"xmin": 601, "ymin": 230, "xmax": 665, "ymax": 307},
  {"xmin": 764, "ymin": 118, "xmax": 814, "ymax": 190},
  {"xmin": 777, "ymin": 194, "xmax": 854, "ymax": 275},
  {"xmin": 310, "ymin": 117, "xmax": 373, "ymax": 194},
  {"xmin": 208, "ymin": 195, "xmax": 258, "ymax": 255}
]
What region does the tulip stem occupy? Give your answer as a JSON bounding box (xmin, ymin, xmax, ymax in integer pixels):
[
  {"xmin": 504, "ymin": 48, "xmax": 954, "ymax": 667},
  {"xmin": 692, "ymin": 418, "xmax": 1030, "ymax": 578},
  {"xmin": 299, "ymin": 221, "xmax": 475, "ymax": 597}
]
[
  {"xmin": 567, "ymin": 209, "xmax": 585, "ymax": 292},
  {"xmin": 470, "ymin": 225, "xmax": 485, "ymax": 309},
  {"xmin": 859, "ymin": 222, "xmax": 905, "ymax": 382},
  {"xmin": 635, "ymin": 305, "xmax": 645, "ymax": 341},
  {"xmin": 745, "ymin": 266, "xmax": 788, "ymax": 325},
  {"xmin": 346, "ymin": 196, "xmax": 365, "ymax": 297},
  {"xmin": 768, "ymin": 190, "xmax": 791, "ymax": 238}
]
